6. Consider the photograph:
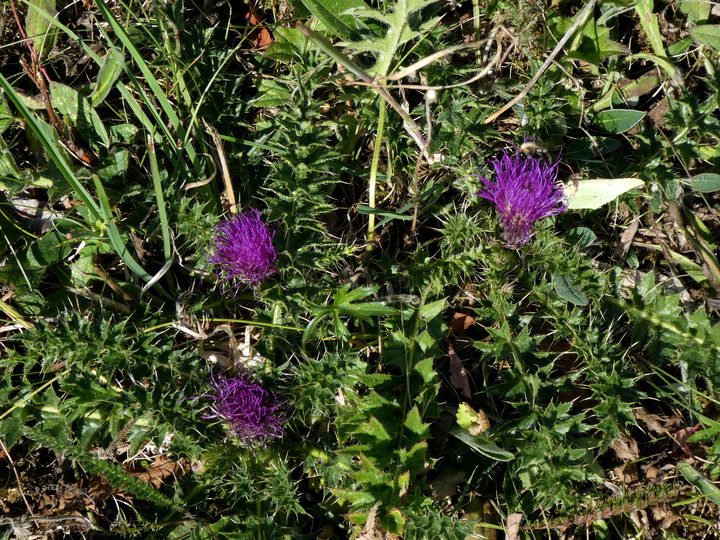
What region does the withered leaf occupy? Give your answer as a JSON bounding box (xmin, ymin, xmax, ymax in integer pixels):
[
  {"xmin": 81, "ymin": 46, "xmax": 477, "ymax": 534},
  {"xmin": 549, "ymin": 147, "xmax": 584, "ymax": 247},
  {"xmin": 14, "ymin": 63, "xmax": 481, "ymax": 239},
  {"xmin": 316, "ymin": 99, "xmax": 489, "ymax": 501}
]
[
  {"xmin": 128, "ymin": 455, "xmax": 186, "ymax": 490},
  {"xmin": 611, "ymin": 436, "xmax": 639, "ymax": 462},
  {"xmin": 449, "ymin": 312, "xmax": 475, "ymax": 336},
  {"xmin": 447, "ymin": 343, "xmax": 472, "ymax": 400}
]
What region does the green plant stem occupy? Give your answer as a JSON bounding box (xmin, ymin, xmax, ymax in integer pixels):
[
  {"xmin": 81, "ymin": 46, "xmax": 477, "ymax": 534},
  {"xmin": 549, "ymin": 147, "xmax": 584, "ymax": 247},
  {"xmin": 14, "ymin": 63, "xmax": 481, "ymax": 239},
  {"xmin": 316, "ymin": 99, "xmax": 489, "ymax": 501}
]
[
  {"xmin": 0, "ymin": 375, "xmax": 59, "ymax": 422},
  {"xmin": 296, "ymin": 21, "xmax": 427, "ymax": 151},
  {"xmin": 667, "ymin": 200, "xmax": 720, "ymax": 292},
  {"xmin": 485, "ymin": 0, "xmax": 598, "ymax": 124},
  {"xmin": 606, "ymin": 296, "xmax": 720, "ymax": 354},
  {"xmin": 147, "ymin": 133, "xmax": 172, "ymax": 261},
  {"xmin": 472, "ymin": 0, "xmax": 481, "ymax": 63},
  {"xmin": 368, "ymin": 100, "xmax": 387, "ymax": 244}
]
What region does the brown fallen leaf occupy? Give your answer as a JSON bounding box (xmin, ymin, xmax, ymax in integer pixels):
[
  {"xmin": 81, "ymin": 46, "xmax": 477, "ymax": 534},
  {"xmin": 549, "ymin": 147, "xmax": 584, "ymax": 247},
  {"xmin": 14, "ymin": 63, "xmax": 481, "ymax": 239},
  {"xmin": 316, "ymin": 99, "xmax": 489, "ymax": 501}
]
[
  {"xmin": 128, "ymin": 455, "xmax": 186, "ymax": 490},
  {"xmin": 643, "ymin": 464, "xmax": 659, "ymax": 480},
  {"xmin": 633, "ymin": 407, "xmax": 682, "ymax": 436},
  {"xmin": 647, "ymin": 97, "xmax": 668, "ymax": 129},
  {"xmin": 246, "ymin": 2, "xmax": 273, "ymax": 50},
  {"xmin": 670, "ymin": 423, "xmax": 702, "ymax": 458},
  {"xmin": 85, "ymin": 474, "xmax": 115, "ymax": 506},
  {"xmin": 356, "ymin": 502, "xmax": 400, "ymax": 539},
  {"xmin": 448, "ymin": 312, "xmax": 475, "ymax": 336},
  {"xmin": 613, "ymin": 216, "xmax": 640, "ymax": 260},
  {"xmin": 613, "ymin": 462, "xmax": 639, "ymax": 484},
  {"xmin": 468, "ymin": 409, "xmax": 491, "ymax": 436},
  {"xmin": 651, "ymin": 502, "xmax": 681, "ymax": 529},
  {"xmin": 447, "ymin": 343, "xmax": 472, "ymax": 400},
  {"xmin": 611, "ymin": 435, "xmax": 639, "ymax": 462}
]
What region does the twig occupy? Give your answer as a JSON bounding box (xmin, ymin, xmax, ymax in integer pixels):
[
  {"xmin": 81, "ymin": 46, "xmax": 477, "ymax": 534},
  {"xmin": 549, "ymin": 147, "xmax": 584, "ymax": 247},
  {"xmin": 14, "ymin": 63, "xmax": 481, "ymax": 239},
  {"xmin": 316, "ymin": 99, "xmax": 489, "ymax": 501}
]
[
  {"xmin": 384, "ymin": 38, "xmax": 494, "ymax": 81},
  {"xmin": 10, "ymin": 0, "xmax": 63, "ymax": 136},
  {"xmin": 202, "ymin": 119, "xmax": 237, "ymax": 214},
  {"xmin": 411, "ymin": 76, "xmax": 434, "ymax": 233},
  {"xmin": 484, "ymin": 0, "xmax": 598, "ymax": 124},
  {"xmin": 296, "ymin": 21, "xmax": 428, "ymax": 155},
  {"xmin": 183, "ymin": 152, "xmax": 218, "ymax": 190},
  {"xmin": 0, "ymin": 437, "xmax": 35, "ymax": 518},
  {"xmin": 348, "ymin": 40, "xmax": 502, "ymax": 92}
]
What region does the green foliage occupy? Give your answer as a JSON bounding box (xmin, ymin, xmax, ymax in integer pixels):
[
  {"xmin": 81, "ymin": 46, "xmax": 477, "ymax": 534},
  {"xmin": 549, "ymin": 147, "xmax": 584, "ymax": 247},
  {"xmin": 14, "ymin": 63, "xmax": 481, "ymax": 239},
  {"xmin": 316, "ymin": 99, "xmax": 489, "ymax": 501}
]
[
  {"xmin": 249, "ymin": 36, "xmax": 354, "ymax": 278},
  {"xmin": 188, "ymin": 445, "xmax": 307, "ymax": 536},
  {"xmin": 301, "ymin": 0, "xmax": 442, "ymax": 76},
  {"xmin": 2, "ymin": 0, "xmax": 720, "ymax": 536},
  {"xmin": 622, "ymin": 271, "xmax": 720, "ymax": 391},
  {"xmin": 304, "ymin": 284, "xmax": 398, "ymax": 343},
  {"xmin": 327, "ymin": 299, "xmax": 445, "ymax": 534},
  {"xmin": 0, "ymin": 311, "xmax": 205, "ymax": 453}
]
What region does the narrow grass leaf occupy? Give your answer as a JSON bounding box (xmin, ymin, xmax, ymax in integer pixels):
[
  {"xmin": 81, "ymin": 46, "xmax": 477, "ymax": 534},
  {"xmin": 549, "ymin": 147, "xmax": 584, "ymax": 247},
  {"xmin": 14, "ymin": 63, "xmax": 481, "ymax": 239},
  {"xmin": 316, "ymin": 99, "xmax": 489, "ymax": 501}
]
[
  {"xmin": 357, "ymin": 204, "xmax": 413, "ymax": 221},
  {"xmin": 94, "ymin": 0, "xmax": 200, "ymax": 171},
  {"xmin": 147, "ymin": 133, "xmax": 171, "ymax": 261},
  {"xmin": 677, "ymin": 460, "xmax": 720, "ymax": 505},
  {"xmin": 91, "ymin": 174, "xmax": 152, "ymax": 281}
]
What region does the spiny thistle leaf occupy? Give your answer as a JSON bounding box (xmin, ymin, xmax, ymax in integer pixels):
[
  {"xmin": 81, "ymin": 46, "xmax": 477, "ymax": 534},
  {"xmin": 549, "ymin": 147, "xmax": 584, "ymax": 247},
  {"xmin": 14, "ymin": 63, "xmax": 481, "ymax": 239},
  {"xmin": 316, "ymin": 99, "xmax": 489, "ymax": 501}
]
[{"xmin": 337, "ymin": 0, "xmax": 442, "ymax": 75}]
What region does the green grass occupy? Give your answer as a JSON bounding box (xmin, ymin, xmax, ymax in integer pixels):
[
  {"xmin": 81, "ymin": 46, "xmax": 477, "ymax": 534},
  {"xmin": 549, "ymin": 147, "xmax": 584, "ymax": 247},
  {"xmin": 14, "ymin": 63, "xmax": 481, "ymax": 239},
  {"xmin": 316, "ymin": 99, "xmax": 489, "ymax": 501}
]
[{"xmin": 1, "ymin": 0, "xmax": 720, "ymax": 538}]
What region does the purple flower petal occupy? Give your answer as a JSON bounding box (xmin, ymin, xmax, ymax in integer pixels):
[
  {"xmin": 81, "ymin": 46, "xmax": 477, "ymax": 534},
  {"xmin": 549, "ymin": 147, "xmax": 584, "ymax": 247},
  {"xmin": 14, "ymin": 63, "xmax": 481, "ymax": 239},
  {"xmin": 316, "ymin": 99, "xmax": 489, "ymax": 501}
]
[
  {"xmin": 204, "ymin": 372, "xmax": 285, "ymax": 445},
  {"xmin": 477, "ymin": 147, "xmax": 567, "ymax": 247},
  {"xmin": 208, "ymin": 207, "xmax": 277, "ymax": 294}
]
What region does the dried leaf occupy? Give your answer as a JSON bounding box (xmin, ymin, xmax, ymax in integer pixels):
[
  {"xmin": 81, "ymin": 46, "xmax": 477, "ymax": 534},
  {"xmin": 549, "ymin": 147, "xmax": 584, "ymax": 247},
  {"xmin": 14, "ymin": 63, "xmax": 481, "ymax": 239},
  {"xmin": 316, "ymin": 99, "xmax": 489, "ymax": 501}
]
[
  {"xmin": 505, "ymin": 513, "xmax": 523, "ymax": 540},
  {"xmin": 129, "ymin": 455, "xmax": 185, "ymax": 490},
  {"xmin": 633, "ymin": 407, "xmax": 682, "ymax": 435},
  {"xmin": 650, "ymin": 503, "xmax": 681, "ymax": 529},
  {"xmin": 613, "ymin": 216, "xmax": 640, "ymax": 259},
  {"xmin": 644, "ymin": 464, "xmax": 659, "ymax": 480},
  {"xmin": 611, "ymin": 436, "xmax": 639, "ymax": 462},
  {"xmin": 247, "ymin": 2, "xmax": 273, "ymax": 50},
  {"xmin": 448, "ymin": 343, "xmax": 472, "ymax": 399},
  {"xmin": 468, "ymin": 410, "xmax": 490, "ymax": 435},
  {"xmin": 670, "ymin": 423, "xmax": 702, "ymax": 458},
  {"xmin": 85, "ymin": 474, "xmax": 114, "ymax": 504},
  {"xmin": 448, "ymin": 312, "xmax": 475, "ymax": 336},
  {"xmin": 647, "ymin": 97, "xmax": 668, "ymax": 128},
  {"xmin": 613, "ymin": 462, "xmax": 639, "ymax": 484},
  {"xmin": 357, "ymin": 503, "xmax": 398, "ymax": 539}
]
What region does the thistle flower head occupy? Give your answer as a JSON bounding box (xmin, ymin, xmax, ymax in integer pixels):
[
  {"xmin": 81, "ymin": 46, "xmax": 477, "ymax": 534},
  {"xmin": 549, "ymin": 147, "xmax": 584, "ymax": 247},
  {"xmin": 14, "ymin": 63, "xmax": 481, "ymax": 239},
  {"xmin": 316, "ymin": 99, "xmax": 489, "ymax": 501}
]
[
  {"xmin": 476, "ymin": 147, "xmax": 567, "ymax": 247},
  {"xmin": 204, "ymin": 372, "xmax": 285, "ymax": 445},
  {"xmin": 208, "ymin": 207, "xmax": 277, "ymax": 294}
]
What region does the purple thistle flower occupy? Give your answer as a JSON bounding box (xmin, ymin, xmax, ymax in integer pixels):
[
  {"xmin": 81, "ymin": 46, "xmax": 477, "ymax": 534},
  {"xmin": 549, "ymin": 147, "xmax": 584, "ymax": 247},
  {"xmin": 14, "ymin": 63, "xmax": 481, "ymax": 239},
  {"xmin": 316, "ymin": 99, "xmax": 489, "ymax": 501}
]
[
  {"xmin": 477, "ymin": 148, "xmax": 567, "ymax": 247},
  {"xmin": 204, "ymin": 372, "xmax": 285, "ymax": 445},
  {"xmin": 208, "ymin": 207, "xmax": 277, "ymax": 294}
]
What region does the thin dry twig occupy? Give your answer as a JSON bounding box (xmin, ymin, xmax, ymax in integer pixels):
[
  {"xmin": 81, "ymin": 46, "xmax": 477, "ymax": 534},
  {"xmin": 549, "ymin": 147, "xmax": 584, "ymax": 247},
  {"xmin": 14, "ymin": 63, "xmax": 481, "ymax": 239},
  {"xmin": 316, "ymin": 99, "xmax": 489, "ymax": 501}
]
[
  {"xmin": 484, "ymin": 0, "xmax": 598, "ymax": 124},
  {"xmin": 183, "ymin": 152, "xmax": 218, "ymax": 190},
  {"xmin": 0, "ymin": 437, "xmax": 35, "ymax": 518},
  {"xmin": 349, "ymin": 32, "xmax": 505, "ymax": 93},
  {"xmin": 384, "ymin": 38, "xmax": 494, "ymax": 81},
  {"xmin": 202, "ymin": 119, "xmax": 237, "ymax": 213}
]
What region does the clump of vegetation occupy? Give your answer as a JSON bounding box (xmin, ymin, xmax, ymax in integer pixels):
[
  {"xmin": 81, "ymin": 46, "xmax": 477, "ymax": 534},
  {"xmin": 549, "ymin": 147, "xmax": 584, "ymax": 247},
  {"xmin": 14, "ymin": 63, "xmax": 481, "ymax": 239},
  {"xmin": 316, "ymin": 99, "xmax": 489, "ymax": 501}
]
[{"xmin": 1, "ymin": 0, "xmax": 720, "ymax": 538}]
